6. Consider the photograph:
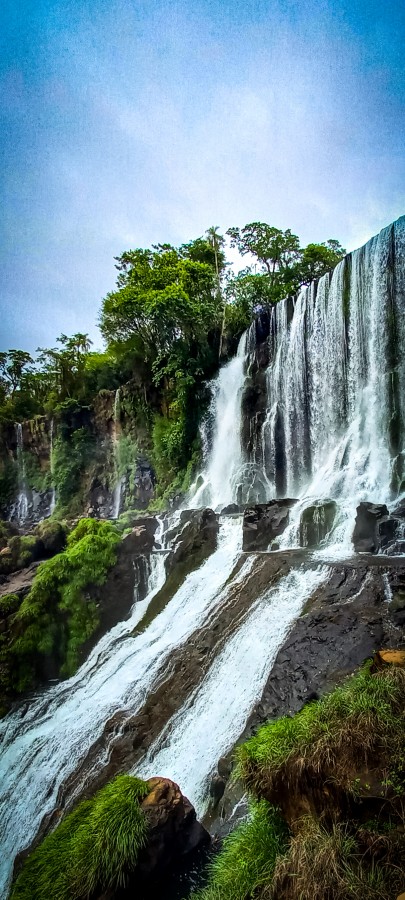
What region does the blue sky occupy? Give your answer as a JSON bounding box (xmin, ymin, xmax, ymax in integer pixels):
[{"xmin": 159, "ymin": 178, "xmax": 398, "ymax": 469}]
[{"xmin": 1, "ymin": 0, "xmax": 404, "ymax": 352}]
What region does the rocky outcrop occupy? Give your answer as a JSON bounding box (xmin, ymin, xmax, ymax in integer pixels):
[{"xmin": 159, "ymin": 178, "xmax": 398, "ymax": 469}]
[
  {"xmin": 97, "ymin": 778, "xmax": 210, "ymax": 899},
  {"xmin": 165, "ymin": 508, "xmax": 219, "ymax": 576},
  {"xmin": 243, "ymin": 500, "xmax": 296, "ymax": 551},
  {"xmin": 208, "ymin": 554, "xmax": 405, "ymax": 837},
  {"xmin": 299, "ymin": 499, "xmax": 337, "ymax": 548},
  {"xmin": 352, "ymin": 501, "xmax": 403, "ymax": 553},
  {"xmin": 84, "ymin": 518, "xmax": 159, "ymax": 653}
]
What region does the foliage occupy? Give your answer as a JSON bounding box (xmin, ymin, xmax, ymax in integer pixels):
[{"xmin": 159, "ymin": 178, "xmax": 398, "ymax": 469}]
[
  {"xmin": 194, "ymin": 801, "xmax": 288, "ymax": 900},
  {"xmin": 11, "ymin": 775, "xmax": 150, "ymax": 900},
  {"xmin": 0, "ymin": 519, "xmax": 120, "ymax": 698},
  {"xmin": 236, "ymin": 663, "xmax": 405, "ymax": 797},
  {"xmin": 263, "ymin": 815, "xmax": 405, "ymax": 900},
  {"xmin": 53, "ymin": 427, "xmax": 95, "ymax": 512},
  {"xmin": 0, "ymin": 593, "xmax": 20, "ymax": 617}
]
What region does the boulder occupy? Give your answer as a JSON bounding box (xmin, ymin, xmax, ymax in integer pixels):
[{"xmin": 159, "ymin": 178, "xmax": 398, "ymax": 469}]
[
  {"xmin": 165, "ymin": 508, "xmax": 219, "ymax": 576},
  {"xmin": 242, "ymin": 500, "xmax": 296, "ymax": 552},
  {"xmin": 299, "ymin": 500, "xmax": 337, "ymax": 549},
  {"xmin": 221, "ymin": 503, "xmax": 240, "ymax": 515},
  {"xmin": 97, "ymin": 777, "xmax": 209, "ymax": 897},
  {"xmin": 352, "ymin": 502, "xmax": 390, "ymax": 553}
]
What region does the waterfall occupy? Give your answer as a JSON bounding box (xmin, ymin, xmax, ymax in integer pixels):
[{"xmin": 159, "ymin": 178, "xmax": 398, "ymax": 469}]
[
  {"xmin": 112, "ymin": 388, "xmax": 122, "ymax": 518},
  {"xmin": 49, "ymin": 419, "xmax": 56, "ymax": 514},
  {"xmin": 192, "ymin": 218, "xmax": 405, "ymax": 543},
  {"xmin": 189, "ymin": 333, "xmax": 248, "ymax": 508},
  {"xmin": 15, "ymin": 423, "xmax": 29, "ymax": 525},
  {"xmin": 136, "ymin": 564, "xmax": 327, "ymax": 814},
  {"xmin": 0, "ymin": 516, "xmax": 243, "ymax": 896},
  {"xmin": 1, "ymin": 218, "xmax": 404, "ymax": 896}
]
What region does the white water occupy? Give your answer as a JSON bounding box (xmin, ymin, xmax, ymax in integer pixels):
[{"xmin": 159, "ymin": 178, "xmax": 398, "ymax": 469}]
[
  {"xmin": 49, "ymin": 418, "xmax": 56, "ymax": 514},
  {"xmin": 136, "ymin": 565, "xmax": 327, "ymax": 813},
  {"xmin": 190, "ymin": 334, "xmax": 248, "ymax": 509},
  {"xmin": 15, "ymin": 423, "xmax": 29, "ymax": 525},
  {"xmin": 190, "ymin": 218, "xmax": 405, "ymax": 552},
  {"xmin": 0, "ymin": 516, "xmax": 242, "ymax": 897},
  {"xmin": 1, "ymin": 219, "xmax": 404, "ymax": 895},
  {"xmin": 112, "ymin": 388, "xmax": 122, "ymax": 518}
]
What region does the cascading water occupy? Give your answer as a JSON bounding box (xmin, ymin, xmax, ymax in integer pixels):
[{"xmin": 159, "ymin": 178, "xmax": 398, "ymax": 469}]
[
  {"xmin": 14, "ymin": 423, "xmax": 29, "ymax": 525},
  {"xmin": 1, "ymin": 219, "xmax": 404, "ymax": 897},
  {"xmin": 190, "ymin": 333, "xmax": 248, "ymax": 508},
  {"xmin": 191, "ymin": 217, "xmax": 405, "ymax": 553},
  {"xmin": 49, "ymin": 418, "xmax": 56, "ymax": 514},
  {"xmin": 0, "ymin": 515, "xmax": 243, "ymax": 896},
  {"xmin": 136, "ymin": 564, "xmax": 327, "ymax": 814},
  {"xmin": 112, "ymin": 388, "xmax": 123, "ymax": 518}
]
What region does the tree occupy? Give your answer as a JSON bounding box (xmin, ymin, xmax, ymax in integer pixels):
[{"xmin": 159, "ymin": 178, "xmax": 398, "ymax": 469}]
[
  {"xmin": 227, "ymin": 223, "xmax": 301, "ymax": 304},
  {"xmin": 0, "ymin": 350, "xmax": 34, "ymax": 399},
  {"xmin": 36, "ymin": 334, "xmax": 93, "ymax": 401},
  {"xmin": 298, "ymin": 240, "xmax": 346, "ymax": 285},
  {"xmin": 100, "ymin": 244, "xmax": 222, "ymax": 376}
]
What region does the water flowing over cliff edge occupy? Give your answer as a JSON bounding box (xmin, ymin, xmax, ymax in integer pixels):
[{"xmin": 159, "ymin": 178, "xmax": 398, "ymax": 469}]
[{"xmin": 0, "ymin": 217, "xmax": 404, "ymax": 897}]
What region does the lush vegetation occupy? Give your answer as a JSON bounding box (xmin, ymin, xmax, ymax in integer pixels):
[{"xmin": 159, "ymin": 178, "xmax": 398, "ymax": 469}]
[
  {"xmin": 193, "ymin": 801, "xmax": 288, "ymax": 900},
  {"xmin": 236, "ymin": 659, "xmax": 405, "ymax": 797},
  {"xmin": 196, "ymin": 662, "xmax": 405, "ymax": 900},
  {"xmin": 11, "ymin": 775, "xmax": 149, "ymax": 900},
  {"xmin": 0, "ymin": 519, "xmax": 120, "ymax": 705},
  {"xmin": 0, "ymin": 223, "xmax": 345, "ymax": 514}
]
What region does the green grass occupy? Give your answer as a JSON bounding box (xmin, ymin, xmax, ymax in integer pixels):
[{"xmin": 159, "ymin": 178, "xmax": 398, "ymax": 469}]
[
  {"xmin": 192, "ymin": 801, "xmax": 288, "ymax": 900},
  {"xmin": 236, "ymin": 663, "xmax": 405, "ymax": 799},
  {"xmin": 11, "ymin": 775, "xmax": 150, "ymax": 900},
  {"xmin": 0, "ymin": 518, "xmax": 120, "ymax": 700}
]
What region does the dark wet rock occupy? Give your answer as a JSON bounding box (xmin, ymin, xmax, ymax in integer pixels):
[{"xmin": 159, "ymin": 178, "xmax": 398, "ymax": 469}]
[
  {"xmin": 36, "ymin": 519, "xmax": 67, "ymax": 556},
  {"xmin": 242, "ymin": 500, "xmax": 296, "ymax": 551},
  {"xmin": 220, "ymin": 503, "xmax": 240, "ymax": 515},
  {"xmin": 209, "ymin": 775, "xmax": 226, "ymax": 805},
  {"xmin": 209, "ymin": 554, "xmax": 405, "ymax": 837},
  {"xmin": 352, "ymin": 502, "xmax": 390, "ymax": 552},
  {"xmin": 165, "ymin": 508, "xmax": 219, "ymax": 576},
  {"xmin": 299, "ymin": 500, "xmax": 337, "ymax": 548}
]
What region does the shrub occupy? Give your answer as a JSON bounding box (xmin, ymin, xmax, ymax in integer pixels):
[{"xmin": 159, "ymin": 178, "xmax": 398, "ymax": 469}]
[
  {"xmin": 262, "ymin": 815, "xmax": 405, "ymax": 900},
  {"xmin": 11, "ymin": 775, "xmax": 149, "ymax": 900},
  {"xmin": 194, "ymin": 801, "xmax": 288, "ymax": 900},
  {"xmin": 236, "ymin": 663, "xmax": 405, "ymax": 799},
  {"xmin": 4, "ymin": 518, "xmax": 120, "ymax": 695}
]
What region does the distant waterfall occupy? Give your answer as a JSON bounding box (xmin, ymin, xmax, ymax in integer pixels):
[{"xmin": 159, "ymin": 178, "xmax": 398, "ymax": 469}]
[
  {"xmin": 112, "ymin": 389, "xmax": 122, "ymax": 518},
  {"xmin": 190, "ymin": 333, "xmax": 248, "ymax": 508},
  {"xmin": 15, "ymin": 423, "xmax": 29, "ymax": 525},
  {"xmin": 49, "ymin": 419, "xmax": 56, "ymax": 514}
]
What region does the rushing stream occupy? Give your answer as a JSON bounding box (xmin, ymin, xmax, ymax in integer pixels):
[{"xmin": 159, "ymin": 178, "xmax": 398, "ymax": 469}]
[{"xmin": 0, "ymin": 217, "xmax": 404, "ymax": 896}]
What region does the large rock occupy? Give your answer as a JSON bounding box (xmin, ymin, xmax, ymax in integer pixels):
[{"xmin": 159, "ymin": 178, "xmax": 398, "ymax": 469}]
[
  {"xmin": 352, "ymin": 502, "xmax": 390, "ymax": 552},
  {"xmin": 165, "ymin": 508, "xmax": 219, "ymax": 576},
  {"xmin": 92, "ymin": 778, "xmax": 209, "ymax": 899},
  {"xmin": 352, "ymin": 501, "xmax": 402, "ymax": 553},
  {"xmin": 243, "ymin": 500, "xmax": 296, "ymax": 551},
  {"xmin": 299, "ymin": 500, "xmax": 337, "ymax": 548}
]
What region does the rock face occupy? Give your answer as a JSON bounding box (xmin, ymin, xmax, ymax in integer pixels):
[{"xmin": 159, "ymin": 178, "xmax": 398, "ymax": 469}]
[
  {"xmin": 208, "ymin": 554, "xmax": 405, "ymax": 837},
  {"xmin": 85, "ymin": 517, "xmax": 159, "ymax": 654},
  {"xmin": 135, "ymin": 778, "xmax": 209, "ymax": 885},
  {"xmin": 352, "ymin": 501, "xmax": 402, "ymax": 553},
  {"xmin": 299, "ymin": 500, "xmax": 337, "ymax": 548},
  {"xmin": 242, "ymin": 500, "xmax": 296, "ymax": 551},
  {"xmin": 165, "ymin": 508, "xmax": 219, "ymax": 576}
]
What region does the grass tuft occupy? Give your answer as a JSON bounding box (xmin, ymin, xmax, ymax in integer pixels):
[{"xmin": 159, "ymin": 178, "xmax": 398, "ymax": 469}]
[
  {"xmin": 193, "ymin": 800, "xmax": 288, "ymax": 900},
  {"xmin": 236, "ymin": 663, "xmax": 405, "ymax": 800},
  {"xmin": 11, "ymin": 775, "xmax": 150, "ymax": 900}
]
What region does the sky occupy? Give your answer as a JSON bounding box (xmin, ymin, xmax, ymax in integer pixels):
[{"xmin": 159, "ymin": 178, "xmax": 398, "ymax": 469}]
[{"xmin": 1, "ymin": 0, "xmax": 404, "ymax": 352}]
